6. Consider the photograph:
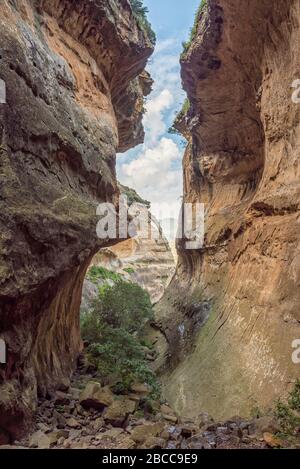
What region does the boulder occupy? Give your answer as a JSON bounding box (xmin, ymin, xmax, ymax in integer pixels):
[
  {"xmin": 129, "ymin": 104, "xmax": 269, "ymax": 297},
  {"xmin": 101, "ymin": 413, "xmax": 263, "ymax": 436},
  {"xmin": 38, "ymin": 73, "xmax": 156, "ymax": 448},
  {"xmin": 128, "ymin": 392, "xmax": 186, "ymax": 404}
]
[
  {"xmin": 248, "ymin": 416, "xmax": 280, "ymax": 436},
  {"xmin": 142, "ymin": 437, "xmax": 166, "ymax": 449},
  {"xmin": 90, "ymin": 417, "xmax": 105, "ymax": 433},
  {"xmin": 160, "ymin": 404, "xmax": 175, "ymax": 415},
  {"xmin": 96, "ymin": 428, "xmax": 124, "ymax": 440},
  {"xmin": 187, "ymin": 434, "xmax": 212, "ymax": 450},
  {"xmin": 130, "ymin": 383, "xmax": 150, "ymax": 397},
  {"xmin": 263, "ymin": 432, "xmax": 283, "ymax": 448},
  {"xmin": 197, "ymin": 412, "xmax": 214, "ymax": 428},
  {"xmin": 130, "ymin": 422, "xmax": 165, "ymax": 444},
  {"xmin": 80, "ymin": 382, "xmax": 113, "ymax": 410},
  {"xmin": 66, "ymin": 418, "xmax": 81, "ymax": 429},
  {"xmin": 180, "ymin": 424, "xmax": 198, "ymax": 438},
  {"xmin": 162, "ymin": 414, "xmax": 178, "ymax": 423},
  {"xmin": 54, "ymin": 391, "xmax": 71, "ymax": 406},
  {"xmin": 104, "ymin": 398, "xmax": 137, "ymax": 427},
  {"xmin": 48, "ymin": 430, "xmax": 69, "ymax": 445},
  {"xmin": 116, "ymin": 436, "xmax": 136, "ymax": 449},
  {"xmin": 29, "ymin": 431, "xmax": 51, "ymax": 449}
]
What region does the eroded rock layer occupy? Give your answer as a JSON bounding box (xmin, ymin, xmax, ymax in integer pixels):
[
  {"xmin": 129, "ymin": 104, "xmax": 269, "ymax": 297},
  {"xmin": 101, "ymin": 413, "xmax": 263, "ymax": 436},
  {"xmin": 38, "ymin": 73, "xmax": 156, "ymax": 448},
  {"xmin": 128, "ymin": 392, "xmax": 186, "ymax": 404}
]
[
  {"xmin": 85, "ymin": 213, "xmax": 175, "ymax": 304},
  {"xmin": 159, "ymin": 0, "xmax": 300, "ymax": 419},
  {"xmin": 0, "ymin": 0, "xmax": 153, "ymax": 441}
]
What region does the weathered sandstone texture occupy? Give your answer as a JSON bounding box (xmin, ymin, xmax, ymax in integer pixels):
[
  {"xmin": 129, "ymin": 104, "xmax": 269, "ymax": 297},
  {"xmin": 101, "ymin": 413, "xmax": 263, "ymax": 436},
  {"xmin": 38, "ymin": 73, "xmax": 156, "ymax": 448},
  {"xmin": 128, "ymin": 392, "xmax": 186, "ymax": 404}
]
[
  {"xmin": 158, "ymin": 0, "xmax": 300, "ymax": 419},
  {"xmin": 82, "ymin": 205, "xmax": 175, "ymax": 304},
  {"xmin": 0, "ymin": 0, "xmax": 153, "ymax": 442}
]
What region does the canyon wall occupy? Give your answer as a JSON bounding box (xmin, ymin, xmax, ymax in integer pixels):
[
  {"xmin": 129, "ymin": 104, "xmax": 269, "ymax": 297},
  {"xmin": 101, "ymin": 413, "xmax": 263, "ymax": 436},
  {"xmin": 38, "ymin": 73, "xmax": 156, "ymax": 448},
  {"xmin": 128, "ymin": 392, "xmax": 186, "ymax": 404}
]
[
  {"xmin": 159, "ymin": 0, "xmax": 300, "ymax": 419},
  {"xmin": 0, "ymin": 0, "xmax": 153, "ymax": 442}
]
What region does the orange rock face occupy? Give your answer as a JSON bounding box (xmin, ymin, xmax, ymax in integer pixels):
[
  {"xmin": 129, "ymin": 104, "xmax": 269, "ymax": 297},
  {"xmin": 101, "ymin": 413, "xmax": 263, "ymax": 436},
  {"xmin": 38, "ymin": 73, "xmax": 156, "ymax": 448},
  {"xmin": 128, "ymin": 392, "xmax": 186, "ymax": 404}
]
[
  {"xmin": 159, "ymin": 0, "xmax": 300, "ymax": 419},
  {"xmin": 0, "ymin": 0, "xmax": 153, "ymax": 440}
]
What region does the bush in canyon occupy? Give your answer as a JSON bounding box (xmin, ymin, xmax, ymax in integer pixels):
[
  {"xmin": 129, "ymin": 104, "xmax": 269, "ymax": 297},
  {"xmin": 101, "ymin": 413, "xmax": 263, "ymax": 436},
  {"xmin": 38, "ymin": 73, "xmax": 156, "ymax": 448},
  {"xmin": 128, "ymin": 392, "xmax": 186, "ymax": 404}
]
[
  {"xmin": 81, "ymin": 280, "xmax": 160, "ymax": 398},
  {"xmin": 274, "ymin": 379, "xmax": 300, "ymax": 436},
  {"xmin": 130, "ymin": 0, "xmax": 156, "ymax": 44},
  {"xmin": 119, "ymin": 183, "xmax": 151, "ymax": 208},
  {"xmin": 123, "ymin": 267, "xmax": 135, "ymax": 274},
  {"xmin": 95, "ymin": 280, "xmax": 153, "ymax": 332},
  {"xmin": 87, "ymin": 265, "xmax": 123, "ymax": 284},
  {"xmin": 169, "ymin": 98, "xmax": 190, "ymax": 135}
]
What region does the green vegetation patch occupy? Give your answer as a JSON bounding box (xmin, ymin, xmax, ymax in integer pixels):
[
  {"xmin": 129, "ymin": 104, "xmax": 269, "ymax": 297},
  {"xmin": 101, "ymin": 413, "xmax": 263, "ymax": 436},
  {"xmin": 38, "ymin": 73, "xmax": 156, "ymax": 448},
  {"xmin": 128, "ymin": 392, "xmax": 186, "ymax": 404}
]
[
  {"xmin": 274, "ymin": 379, "xmax": 300, "ymax": 436},
  {"xmin": 182, "ymin": 0, "xmax": 207, "ymax": 55},
  {"xmin": 87, "ymin": 266, "xmax": 123, "ymax": 284},
  {"xmin": 123, "ymin": 267, "xmax": 135, "ymax": 274},
  {"xmin": 169, "ymin": 98, "xmax": 190, "ymax": 135},
  {"xmin": 130, "ymin": 0, "xmax": 156, "ymax": 45},
  {"xmin": 81, "ymin": 280, "xmax": 160, "ymax": 399},
  {"xmin": 119, "ymin": 183, "xmax": 150, "ymax": 208}
]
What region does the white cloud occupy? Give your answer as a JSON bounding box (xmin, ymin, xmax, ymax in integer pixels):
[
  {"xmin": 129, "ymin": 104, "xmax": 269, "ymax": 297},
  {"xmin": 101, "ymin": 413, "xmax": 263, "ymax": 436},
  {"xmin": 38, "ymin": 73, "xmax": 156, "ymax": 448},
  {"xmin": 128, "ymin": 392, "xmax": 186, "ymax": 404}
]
[
  {"xmin": 144, "ymin": 89, "xmax": 174, "ymax": 142},
  {"xmin": 118, "ymin": 138, "xmax": 183, "ymax": 225},
  {"xmin": 121, "ymin": 137, "xmax": 180, "ymax": 187},
  {"xmin": 153, "ymin": 38, "xmax": 177, "ymax": 55}
]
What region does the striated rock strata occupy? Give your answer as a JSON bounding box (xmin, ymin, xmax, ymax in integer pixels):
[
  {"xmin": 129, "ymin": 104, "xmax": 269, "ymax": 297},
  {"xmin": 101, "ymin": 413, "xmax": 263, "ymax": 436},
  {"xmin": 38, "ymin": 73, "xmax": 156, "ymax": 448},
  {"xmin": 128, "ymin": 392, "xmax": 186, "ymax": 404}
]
[
  {"xmin": 158, "ymin": 0, "xmax": 300, "ymax": 419},
  {"xmin": 83, "ymin": 208, "xmax": 175, "ymax": 304},
  {"xmin": 0, "ymin": 0, "xmax": 153, "ymax": 442}
]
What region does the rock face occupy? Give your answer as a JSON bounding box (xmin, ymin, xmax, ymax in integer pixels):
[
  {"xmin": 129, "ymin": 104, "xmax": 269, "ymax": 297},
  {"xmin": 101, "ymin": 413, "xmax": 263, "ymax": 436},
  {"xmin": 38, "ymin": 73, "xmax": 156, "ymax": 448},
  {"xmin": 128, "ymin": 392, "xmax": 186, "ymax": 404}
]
[
  {"xmin": 158, "ymin": 0, "xmax": 300, "ymax": 419},
  {"xmin": 81, "ymin": 184, "xmax": 175, "ymax": 306},
  {"xmin": 102, "ymin": 236, "xmax": 174, "ymax": 304},
  {"xmin": 0, "ymin": 0, "xmax": 153, "ymax": 440},
  {"xmin": 90, "ymin": 214, "xmax": 175, "ymax": 304}
]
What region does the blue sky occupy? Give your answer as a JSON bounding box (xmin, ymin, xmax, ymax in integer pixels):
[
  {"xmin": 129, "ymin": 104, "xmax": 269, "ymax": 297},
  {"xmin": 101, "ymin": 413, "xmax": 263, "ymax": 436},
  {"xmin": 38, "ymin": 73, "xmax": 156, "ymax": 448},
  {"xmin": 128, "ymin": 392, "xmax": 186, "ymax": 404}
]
[{"xmin": 117, "ymin": 0, "xmax": 200, "ymax": 235}]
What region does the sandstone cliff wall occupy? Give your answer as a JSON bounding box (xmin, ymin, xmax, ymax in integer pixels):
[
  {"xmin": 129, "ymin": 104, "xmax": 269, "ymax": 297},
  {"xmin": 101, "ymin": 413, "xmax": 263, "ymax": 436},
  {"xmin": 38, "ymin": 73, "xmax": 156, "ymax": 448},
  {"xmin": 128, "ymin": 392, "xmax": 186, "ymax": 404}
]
[
  {"xmin": 158, "ymin": 0, "xmax": 300, "ymax": 419},
  {"xmin": 0, "ymin": 0, "xmax": 153, "ymax": 442}
]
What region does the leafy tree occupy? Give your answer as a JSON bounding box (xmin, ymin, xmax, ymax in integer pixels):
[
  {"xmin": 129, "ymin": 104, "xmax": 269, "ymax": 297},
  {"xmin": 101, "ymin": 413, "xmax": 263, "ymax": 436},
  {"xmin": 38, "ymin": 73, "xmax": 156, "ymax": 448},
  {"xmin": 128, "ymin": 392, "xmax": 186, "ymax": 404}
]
[
  {"xmin": 81, "ymin": 280, "xmax": 159, "ymax": 398},
  {"xmin": 94, "ymin": 280, "xmax": 153, "ymax": 333}
]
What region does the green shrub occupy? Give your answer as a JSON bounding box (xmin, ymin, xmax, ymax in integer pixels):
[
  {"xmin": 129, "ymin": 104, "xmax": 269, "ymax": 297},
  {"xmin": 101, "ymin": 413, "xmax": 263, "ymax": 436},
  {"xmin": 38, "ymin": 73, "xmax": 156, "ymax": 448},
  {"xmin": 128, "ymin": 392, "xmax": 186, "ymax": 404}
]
[
  {"xmin": 130, "ymin": 0, "xmax": 156, "ymax": 44},
  {"xmin": 95, "ymin": 280, "xmax": 153, "ymax": 333},
  {"xmin": 182, "ymin": 0, "xmax": 207, "ymax": 55},
  {"xmin": 87, "ymin": 266, "xmax": 123, "ymax": 284},
  {"xmin": 274, "ymin": 380, "xmax": 300, "ymax": 436},
  {"xmin": 288, "ymin": 378, "xmax": 300, "ymax": 411},
  {"xmin": 119, "ymin": 184, "xmax": 151, "ymax": 208},
  {"xmin": 81, "ymin": 280, "xmax": 160, "ymax": 398},
  {"xmin": 140, "ymin": 338, "xmax": 154, "ymax": 350},
  {"xmin": 123, "ymin": 267, "xmax": 135, "ymax": 274},
  {"xmin": 275, "ymin": 400, "xmax": 299, "ymax": 435},
  {"xmin": 169, "ymin": 98, "xmax": 190, "ymax": 135}
]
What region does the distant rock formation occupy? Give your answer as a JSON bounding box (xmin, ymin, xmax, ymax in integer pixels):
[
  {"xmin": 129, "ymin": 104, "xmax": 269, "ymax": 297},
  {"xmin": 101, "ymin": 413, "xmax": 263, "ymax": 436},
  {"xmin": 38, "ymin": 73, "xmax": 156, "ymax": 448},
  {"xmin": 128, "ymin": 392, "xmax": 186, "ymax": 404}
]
[{"xmin": 82, "ymin": 189, "xmax": 175, "ymax": 306}]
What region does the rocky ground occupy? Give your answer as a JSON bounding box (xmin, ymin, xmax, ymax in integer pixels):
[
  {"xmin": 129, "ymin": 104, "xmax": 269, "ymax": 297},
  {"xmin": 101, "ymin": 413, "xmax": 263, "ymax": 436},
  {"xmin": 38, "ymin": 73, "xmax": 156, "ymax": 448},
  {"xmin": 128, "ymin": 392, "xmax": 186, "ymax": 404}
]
[{"xmin": 1, "ymin": 365, "xmax": 295, "ymax": 450}]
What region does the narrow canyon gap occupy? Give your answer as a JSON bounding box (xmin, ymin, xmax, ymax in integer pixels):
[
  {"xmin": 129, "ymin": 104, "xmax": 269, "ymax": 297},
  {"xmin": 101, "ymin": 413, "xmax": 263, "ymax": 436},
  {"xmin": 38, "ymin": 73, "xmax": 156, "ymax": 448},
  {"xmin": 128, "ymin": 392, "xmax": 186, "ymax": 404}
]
[{"xmin": 0, "ymin": 0, "xmax": 300, "ymax": 444}]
